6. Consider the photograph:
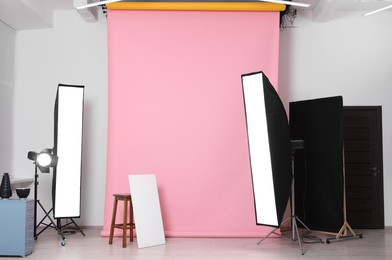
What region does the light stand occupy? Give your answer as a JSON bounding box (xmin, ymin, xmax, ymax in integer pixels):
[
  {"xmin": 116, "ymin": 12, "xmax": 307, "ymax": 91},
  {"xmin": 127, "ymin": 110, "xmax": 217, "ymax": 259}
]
[
  {"xmin": 52, "ymin": 84, "xmax": 85, "ymax": 239},
  {"xmin": 257, "ymin": 140, "xmax": 323, "ymax": 255},
  {"xmin": 325, "ymin": 146, "xmax": 363, "ymax": 243},
  {"xmin": 28, "ymin": 149, "xmax": 67, "ymax": 246}
]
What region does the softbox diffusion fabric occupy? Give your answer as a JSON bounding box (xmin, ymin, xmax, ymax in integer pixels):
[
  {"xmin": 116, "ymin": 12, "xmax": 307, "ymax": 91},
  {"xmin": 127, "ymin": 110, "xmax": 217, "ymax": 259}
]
[
  {"xmin": 289, "ymin": 96, "xmax": 344, "ymax": 233},
  {"xmin": 242, "ymin": 71, "xmax": 292, "ymax": 227},
  {"xmin": 53, "ymin": 84, "xmax": 84, "ymax": 219}
]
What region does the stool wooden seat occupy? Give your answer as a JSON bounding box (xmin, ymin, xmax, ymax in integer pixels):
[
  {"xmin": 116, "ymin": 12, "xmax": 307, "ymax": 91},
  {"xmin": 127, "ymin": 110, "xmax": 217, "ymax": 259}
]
[{"xmin": 109, "ymin": 193, "xmax": 135, "ymax": 248}]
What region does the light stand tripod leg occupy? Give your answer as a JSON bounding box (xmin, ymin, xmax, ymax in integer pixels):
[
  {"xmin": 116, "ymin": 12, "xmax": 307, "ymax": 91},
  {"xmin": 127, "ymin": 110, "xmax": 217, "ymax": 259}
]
[
  {"xmin": 257, "ymin": 215, "xmax": 293, "ymax": 245},
  {"xmin": 36, "ymin": 202, "xmax": 54, "ymax": 237},
  {"xmin": 325, "ymin": 221, "xmax": 363, "ymax": 243},
  {"xmin": 326, "ymin": 151, "xmax": 362, "ymax": 244},
  {"xmin": 70, "ymin": 218, "xmax": 85, "ymax": 236},
  {"xmin": 295, "ymin": 216, "xmax": 323, "ymax": 242},
  {"xmin": 36, "ymin": 200, "xmax": 67, "ymax": 245},
  {"xmin": 257, "ymin": 145, "xmax": 323, "ymax": 254},
  {"xmin": 292, "ymin": 216, "xmax": 304, "ymax": 255},
  {"xmin": 291, "ymin": 148, "xmax": 322, "ymax": 252},
  {"xmin": 326, "ymin": 155, "xmax": 363, "ymax": 244},
  {"xmin": 56, "ymin": 218, "xmax": 86, "ymax": 236},
  {"xmin": 257, "ymin": 227, "xmax": 279, "ymax": 245}
]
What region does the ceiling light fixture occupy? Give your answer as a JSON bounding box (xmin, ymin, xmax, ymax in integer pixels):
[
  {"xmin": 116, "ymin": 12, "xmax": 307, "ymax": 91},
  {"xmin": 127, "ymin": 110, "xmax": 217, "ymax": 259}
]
[
  {"xmin": 76, "ymin": 0, "xmax": 122, "ymax": 10},
  {"xmin": 259, "ymin": 1, "xmax": 311, "ymax": 8},
  {"xmin": 363, "ymin": 4, "xmax": 392, "ymax": 16},
  {"xmin": 75, "ymin": 0, "xmax": 311, "ymax": 10}
]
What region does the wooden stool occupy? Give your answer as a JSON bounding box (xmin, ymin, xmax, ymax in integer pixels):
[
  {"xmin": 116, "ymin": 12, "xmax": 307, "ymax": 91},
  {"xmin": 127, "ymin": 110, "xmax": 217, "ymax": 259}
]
[{"xmin": 108, "ymin": 193, "xmax": 134, "ymax": 248}]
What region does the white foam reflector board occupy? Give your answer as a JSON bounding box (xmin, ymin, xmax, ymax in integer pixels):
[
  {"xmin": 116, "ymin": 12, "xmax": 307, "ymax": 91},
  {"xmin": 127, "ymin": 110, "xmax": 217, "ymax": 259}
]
[{"xmin": 128, "ymin": 174, "xmax": 166, "ymax": 248}]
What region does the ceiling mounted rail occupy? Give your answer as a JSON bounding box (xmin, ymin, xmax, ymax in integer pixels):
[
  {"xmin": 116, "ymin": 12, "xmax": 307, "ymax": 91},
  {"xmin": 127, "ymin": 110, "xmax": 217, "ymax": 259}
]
[{"xmin": 75, "ymin": 0, "xmax": 311, "ymax": 10}]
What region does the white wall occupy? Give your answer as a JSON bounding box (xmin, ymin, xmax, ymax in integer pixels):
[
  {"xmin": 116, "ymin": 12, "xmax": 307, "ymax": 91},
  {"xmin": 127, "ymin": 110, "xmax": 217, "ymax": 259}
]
[
  {"xmin": 11, "ymin": 8, "xmax": 392, "ymax": 228},
  {"xmin": 13, "ymin": 10, "xmax": 108, "ymax": 226},
  {"xmin": 0, "ymin": 22, "xmax": 15, "ymax": 177},
  {"xmin": 279, "ymin": 10, "xmax": 392, "ymax": 226}
]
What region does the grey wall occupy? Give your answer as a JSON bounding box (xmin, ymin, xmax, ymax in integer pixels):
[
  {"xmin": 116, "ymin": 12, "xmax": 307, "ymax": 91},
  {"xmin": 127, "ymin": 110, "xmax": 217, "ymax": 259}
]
[
  {"xmin": 0, "ymin": 22, "xmax": 15, "ymax": 177},
  {"xmin": 279, "ymin": 10, "xmax": 392, "ymax": 226},
  {"xmin": 13, "ymin": 10, "xmax": 108, "ymax": 226}
]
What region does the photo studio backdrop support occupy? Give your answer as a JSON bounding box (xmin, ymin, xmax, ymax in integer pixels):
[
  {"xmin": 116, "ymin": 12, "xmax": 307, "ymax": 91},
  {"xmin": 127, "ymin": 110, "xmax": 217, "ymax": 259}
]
[
  {"xmin": 241, "ymin": 71, "xmax": 292, "ymax": 227},
  {"xmin": 53, "ymin": 84, "xmax": 85, "ymax": 219}
]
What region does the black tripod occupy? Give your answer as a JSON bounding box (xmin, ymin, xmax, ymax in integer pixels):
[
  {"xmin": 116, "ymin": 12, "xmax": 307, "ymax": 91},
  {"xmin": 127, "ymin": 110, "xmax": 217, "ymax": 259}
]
[
  {"xmin": 34, "ymin": 164, "xmax": 66, "ymax": 245},
  {"xmin": 257, "ymin": 140, "xmax": 323, "ymax": 255},
  {"xmin": 34, "ymin": 165, "xmax": 85, "ymax": 246}
]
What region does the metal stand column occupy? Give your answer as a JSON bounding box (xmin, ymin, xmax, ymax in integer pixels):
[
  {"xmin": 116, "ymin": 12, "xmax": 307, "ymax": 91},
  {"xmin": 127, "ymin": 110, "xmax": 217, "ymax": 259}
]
[{"xmin": 258, "ymin": 140, "xmax": 323, "ymax": 255}]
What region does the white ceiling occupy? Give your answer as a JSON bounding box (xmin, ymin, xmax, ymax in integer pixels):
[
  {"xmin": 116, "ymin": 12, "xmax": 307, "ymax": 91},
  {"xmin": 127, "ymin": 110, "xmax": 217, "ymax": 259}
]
[
  {"xmin": 0, "ymin": 0, "xmax": 391, "ymax": 30},
  {"xmin": 0, "ymin": 0, "xmax": 73, "ymax": 30},
  {"xmin": 307, "ymin": 0, "xmax": 392, "ymax": 22}
]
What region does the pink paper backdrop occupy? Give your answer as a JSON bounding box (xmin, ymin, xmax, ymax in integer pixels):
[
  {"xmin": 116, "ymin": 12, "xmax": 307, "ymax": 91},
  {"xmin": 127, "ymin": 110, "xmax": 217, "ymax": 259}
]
[{"xmin": 102, "ymin": 9, "xmax": 280, "ymax": 237}]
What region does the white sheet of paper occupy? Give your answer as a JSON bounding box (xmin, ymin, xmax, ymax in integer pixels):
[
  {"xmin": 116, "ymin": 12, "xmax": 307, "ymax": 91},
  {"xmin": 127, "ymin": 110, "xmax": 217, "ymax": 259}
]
[{"xmin": 128, "ymin": 174, "xmax": 166, "ymax": 248}]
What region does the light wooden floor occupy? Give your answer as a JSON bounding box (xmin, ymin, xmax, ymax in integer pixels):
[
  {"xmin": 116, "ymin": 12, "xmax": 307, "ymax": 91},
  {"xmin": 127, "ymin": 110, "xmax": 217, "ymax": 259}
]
[{"xmin": 5, "ymin": 227, "xmax": 392, "ymax": 259}]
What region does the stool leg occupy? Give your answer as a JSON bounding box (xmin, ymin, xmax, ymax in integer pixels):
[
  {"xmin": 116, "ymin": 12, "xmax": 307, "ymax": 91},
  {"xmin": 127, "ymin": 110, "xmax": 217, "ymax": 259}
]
[
  {"xmin": 109, "ymin": 198, "xmax": 118, "ymax": 245},
  {"xmin": 129, "ymin": 198, "xmax": 133, "ymax": 242},
  {"xmin": 122, "ymin": 198, "xmax": 128, "ymax": 248}
]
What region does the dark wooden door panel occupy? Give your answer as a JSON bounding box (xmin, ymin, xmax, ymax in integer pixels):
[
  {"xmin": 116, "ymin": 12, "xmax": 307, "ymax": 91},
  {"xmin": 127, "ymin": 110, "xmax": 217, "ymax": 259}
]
[
  {"xmin": 343, "ymin": 106, "xmax": 384, "ymax": 229},
  {"xmin": 344, "ymin": 128, "xmax": 371, "ymax": 139},
  {"xmin": 347, "ymin": 211, "xmax": 374, "ymax": 228},
  {"xmin": 345, "ymin": 151, "xmax": 371, "ymax": 164},
  {"xmin": 346, "ymin": 186, "xmax": 372, "ymax": 199},
  {"xmin": 344, "ymin": 140, "xmax": 371, "ymax": 150},
  {"xmin": 345, "ymin": 164, "xmax": 372, "ymax": 175}
]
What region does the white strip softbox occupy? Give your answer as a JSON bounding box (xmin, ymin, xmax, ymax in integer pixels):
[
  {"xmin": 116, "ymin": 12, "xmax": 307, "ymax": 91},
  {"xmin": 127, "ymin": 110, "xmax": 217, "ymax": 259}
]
[
  {"xmin": 242, "ymin": 71, "xmax": 292, "ymax": 227},
  {"xmin": 53, "ymin": 84, "xmax": 84, "ymax": 219}
]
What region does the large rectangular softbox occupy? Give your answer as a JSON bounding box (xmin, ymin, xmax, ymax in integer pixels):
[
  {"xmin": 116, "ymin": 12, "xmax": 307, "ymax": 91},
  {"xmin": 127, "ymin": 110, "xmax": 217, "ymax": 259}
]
[
  {"xmin": 241, "ymin": 71, "xmax": 292, "ymax": 227},
  {"xmin": 289, "ymin": 96, "xmax": 344, "ymax": 232},
  {"xmin": 53, "ymin": 84, "xmax": 85, "ymax": 219}
]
